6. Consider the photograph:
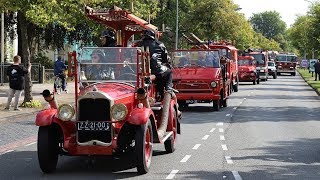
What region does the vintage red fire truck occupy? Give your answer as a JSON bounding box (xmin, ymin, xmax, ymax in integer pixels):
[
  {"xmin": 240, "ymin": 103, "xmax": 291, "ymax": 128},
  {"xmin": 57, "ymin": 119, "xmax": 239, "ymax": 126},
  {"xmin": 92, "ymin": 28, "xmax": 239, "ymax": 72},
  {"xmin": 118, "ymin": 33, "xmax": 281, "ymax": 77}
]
[
  {"xmin": 248, "ymin": 51, "xmax": 269, "ymax": 81},
  {"xmin": 181, "ymin": 34, "xmax": 239, "ymax": 94},
  {"xmin": 208, "ymin": 41, "xmax": 239, "ymax": 93},
  {"xmin": 238, "ymin": 55, "xmax": 259, "ymax": 85},
  {"xmin": 35, "ymin": 6, "xmax": 181, "ymax": 174},
  {"xmin": 275, "ymin": 53, "xmax": 297, "ymax": 76},
  {"xmin": 171, "ymin": 49, "xmax": 230, "ymax": 111}
]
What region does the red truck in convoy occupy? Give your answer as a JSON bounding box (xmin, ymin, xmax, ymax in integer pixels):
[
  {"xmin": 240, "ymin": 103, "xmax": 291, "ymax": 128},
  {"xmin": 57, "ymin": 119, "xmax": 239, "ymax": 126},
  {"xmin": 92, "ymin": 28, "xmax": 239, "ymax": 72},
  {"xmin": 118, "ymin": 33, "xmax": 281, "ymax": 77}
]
[
  {"xmin": 247, "ymin": 51, "xmax": 269, "ymax": 81},
  {"xmin": 35, "ymin": 6, "xmax": 181, "ymax": 175},
  {"xmin": 171, "ymin": 49, "xmax": 231, "ymax": 111},
  {"xmin": 238, "ymin": 55, "xmax": 259, "ymax": 85},
  {"xmin": 275, "ymin": 53, "xmax": 297, "ymax": 76}
]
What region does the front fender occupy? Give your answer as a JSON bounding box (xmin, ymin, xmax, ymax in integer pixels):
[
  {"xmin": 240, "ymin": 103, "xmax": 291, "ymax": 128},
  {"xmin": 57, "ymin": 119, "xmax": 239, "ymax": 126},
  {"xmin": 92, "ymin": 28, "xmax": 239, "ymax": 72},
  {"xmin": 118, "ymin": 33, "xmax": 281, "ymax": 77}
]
[
  {"xmin": 35, "ymin": 108, "xmax": 57, "ymax": 126},
  {"xmin": 127, "ymin": 108, "xmax": 154, "ymax": 125}
]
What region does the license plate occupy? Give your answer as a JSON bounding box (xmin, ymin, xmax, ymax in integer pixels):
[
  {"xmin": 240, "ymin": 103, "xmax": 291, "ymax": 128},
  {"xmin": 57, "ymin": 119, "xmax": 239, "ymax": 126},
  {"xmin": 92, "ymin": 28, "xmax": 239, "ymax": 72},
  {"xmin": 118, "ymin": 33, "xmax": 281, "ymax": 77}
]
[{"xmin": 77, "ymin": 121, "xmax": 110, "ymax": 131}]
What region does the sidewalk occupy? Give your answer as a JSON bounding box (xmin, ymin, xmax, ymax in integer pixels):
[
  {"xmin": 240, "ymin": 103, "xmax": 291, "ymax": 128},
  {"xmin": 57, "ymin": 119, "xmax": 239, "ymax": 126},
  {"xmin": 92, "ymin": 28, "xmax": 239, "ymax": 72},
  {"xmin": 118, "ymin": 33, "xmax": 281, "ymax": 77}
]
[{"xmin": 0, "ymin": 82, "xmax": 76, "ymax": 121}]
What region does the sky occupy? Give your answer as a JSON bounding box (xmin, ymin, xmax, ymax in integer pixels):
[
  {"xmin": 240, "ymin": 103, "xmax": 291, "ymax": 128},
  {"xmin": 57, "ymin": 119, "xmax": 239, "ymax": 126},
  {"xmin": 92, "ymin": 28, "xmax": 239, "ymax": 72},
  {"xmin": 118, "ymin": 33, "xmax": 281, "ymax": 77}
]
[{"xmin": 233, "ymin": 0, "xmax": 311, "ymax": 27}]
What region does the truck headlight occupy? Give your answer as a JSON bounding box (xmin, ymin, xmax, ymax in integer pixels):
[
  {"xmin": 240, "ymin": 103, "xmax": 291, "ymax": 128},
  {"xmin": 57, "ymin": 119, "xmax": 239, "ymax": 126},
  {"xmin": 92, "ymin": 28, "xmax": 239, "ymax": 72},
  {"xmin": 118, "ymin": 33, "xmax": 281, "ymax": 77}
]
[
  {"xmin": 111, "ymin": 104, "xmax": 128, "ymax": 121},
  {"xmin": 210, "ymin": 81, "xmax": 217, "ymax": 88},
  {"xmin": 58, "ymin": 104, "xmax": 75, "ymax": 121}
]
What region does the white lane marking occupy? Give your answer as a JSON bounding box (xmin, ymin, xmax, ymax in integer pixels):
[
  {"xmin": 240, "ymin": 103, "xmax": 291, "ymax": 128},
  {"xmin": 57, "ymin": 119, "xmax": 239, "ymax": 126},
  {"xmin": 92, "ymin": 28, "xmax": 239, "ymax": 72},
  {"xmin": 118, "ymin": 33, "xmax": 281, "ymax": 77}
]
[
  {"xmin": 24, "ymin": 142, "xmax": 36, "ymax": 147},
  {"xmin": 180, "ymin": 155, "xmax": 191, "ymax": 162},
  {"xmin": 219, "ymin": 128, "xmax": 224, "ymax": 133},
  {"xmin": 232, "ymin": 171, "xmax": 243, "ymax": 180},
  {"xmin": 239, "ymin": 102, "xmax": 242, "ymax": 104},
  {"xmin": 226, "ymin": 114, "xmax": 230, "ymax": 117},
  {"xmin": 225, "ymin": 156, "xmax": 233, "ymax": 164},
  {"xmin": 216, "ymin": 122, "xmax": 224, "ymax": 126},
  {"xmin": 220, "ymin": 135, "xmax": 225, "ymax": 141},
  {"xmin": 233, "ymin": 107, "xmax": 237, "ymax": 110},
  {"xmin": 221, "ymin": 144, "xmax": 228, "ymax": 151},
  {"xmin": 192, "ymin": 144, "xmax": 201, "ymax": 150},
  {"xmin": 251, "ymin": 91, "xmax": 253, "ymax": 93},
  {"xmin": 166, "ymin": 170, "xmax": 179, "ymax": 179},
  {"xmin": 244, "ymin": 98, "xmax": 246, "ymax": 100},
  {"xmin": 210, "ymin": 128, "xmax": 216, "ymax": 132},
  {"xmin": 202, "ymin": 135, "xmax": 210, "ymax": 140},
  {"xmin": 248, "ymin": 94, "xmax": 251, "ymax": 96}
]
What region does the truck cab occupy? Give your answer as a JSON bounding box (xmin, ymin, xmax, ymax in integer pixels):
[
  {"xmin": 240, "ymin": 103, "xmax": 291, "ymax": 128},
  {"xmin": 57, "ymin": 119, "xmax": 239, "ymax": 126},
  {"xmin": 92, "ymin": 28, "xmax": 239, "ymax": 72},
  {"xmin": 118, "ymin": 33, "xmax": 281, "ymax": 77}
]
[
  {"xmin": 238, "ymin": 55, "xmax": 259, "ymax": 85},
  {"xmin": 172, "ymin": 49, "xmax": 230, "ymax": 111},
  {"xmin": 248, "ymin": 51, "xmax": 269, "ymax": 81},
  {"xmin": 275, "ymin": 53, "xmax": 297, "ymax": 76}
]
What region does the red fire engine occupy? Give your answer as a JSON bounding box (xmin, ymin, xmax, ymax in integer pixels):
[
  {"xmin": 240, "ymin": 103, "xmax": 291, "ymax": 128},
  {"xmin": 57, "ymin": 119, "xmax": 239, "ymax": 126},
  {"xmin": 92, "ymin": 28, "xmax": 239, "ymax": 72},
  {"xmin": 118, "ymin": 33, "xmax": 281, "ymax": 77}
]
[
  {"xmin": 35, "ymin": 6, "xmax": 181, "ymax": 174},
  {"xmin": 275, "ymin": 53, "xmax": 297, "ymax": 76}
]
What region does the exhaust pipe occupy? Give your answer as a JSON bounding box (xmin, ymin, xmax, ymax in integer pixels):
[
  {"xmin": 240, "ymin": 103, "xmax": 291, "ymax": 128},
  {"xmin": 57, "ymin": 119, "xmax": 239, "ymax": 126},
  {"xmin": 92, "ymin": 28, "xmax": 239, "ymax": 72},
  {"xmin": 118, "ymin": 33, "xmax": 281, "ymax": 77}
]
[
  {"xmin": 41, "ymin": 89, "xmax": 58, "ymax": 109},
  {"xmin": 157, "ymin": 92, "xmax": 172, "ymax": 138}
]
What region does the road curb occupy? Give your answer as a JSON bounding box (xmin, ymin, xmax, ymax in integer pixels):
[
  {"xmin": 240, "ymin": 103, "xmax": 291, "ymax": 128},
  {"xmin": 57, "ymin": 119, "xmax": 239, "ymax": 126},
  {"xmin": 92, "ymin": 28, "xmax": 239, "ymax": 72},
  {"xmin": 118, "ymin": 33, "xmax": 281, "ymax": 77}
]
[{"xmin": 297, "ymin": 70, "xmax": 320, "ymax": 96}]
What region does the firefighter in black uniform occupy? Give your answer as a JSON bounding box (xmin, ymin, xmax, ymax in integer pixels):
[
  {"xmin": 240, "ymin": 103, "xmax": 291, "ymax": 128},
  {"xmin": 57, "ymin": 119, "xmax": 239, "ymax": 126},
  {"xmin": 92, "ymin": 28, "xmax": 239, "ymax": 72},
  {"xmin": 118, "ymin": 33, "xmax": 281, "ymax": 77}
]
[{"xmin": 136, "ymin": 29, "xmax": 174, "ymax": 97}]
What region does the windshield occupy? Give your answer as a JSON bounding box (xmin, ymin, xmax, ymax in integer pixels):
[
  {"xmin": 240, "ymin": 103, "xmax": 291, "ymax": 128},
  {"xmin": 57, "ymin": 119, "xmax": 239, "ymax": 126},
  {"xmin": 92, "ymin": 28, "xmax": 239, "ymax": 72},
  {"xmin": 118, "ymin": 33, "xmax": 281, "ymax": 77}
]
[
  {"xmin": 238, "ymin": 60, "xmax": 255, "ymax": 66},
  {"xmin": 172, "ymin": 50, "xmax": 220, "ymax": 68},
  {"xmin": 276, "ymin": 55, "xmax": 287, "ymax": 62},
  {"xmin": 78, "ymin": 47, "xmax": 140, "ymax": 84},
  {"xmin": 268, "ymin": 62, "xmax": 275, "ymax": 66},
  {"xmin": 287, "ymin": 55, "xmax": 297, "ymax": 62},
  {"xmin": 250, "ymin": 54, "xmax": 265, "ymax": 65}
]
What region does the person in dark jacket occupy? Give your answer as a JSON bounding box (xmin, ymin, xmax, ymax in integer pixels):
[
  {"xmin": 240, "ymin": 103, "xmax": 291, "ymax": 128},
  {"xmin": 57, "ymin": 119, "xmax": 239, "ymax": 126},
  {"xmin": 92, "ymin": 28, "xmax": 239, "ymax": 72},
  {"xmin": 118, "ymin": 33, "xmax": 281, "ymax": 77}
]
[
  {"xmin": 54, "ymin": 56, "xmax": 67, "ymax": 93},
  {"xmin": 314, "ymin": 59, "xmax": 320, "ymax": 81},
  {"xmin": 101, "ymin": 29, "xmax": 116, "ymax": 47},
  {"xmin": 5, "ymin": 55, "xmax": 31, "ymax": 111},
  {"xmin": 136, "ymin": 29, "xmax": 174, "ymax": 96}
]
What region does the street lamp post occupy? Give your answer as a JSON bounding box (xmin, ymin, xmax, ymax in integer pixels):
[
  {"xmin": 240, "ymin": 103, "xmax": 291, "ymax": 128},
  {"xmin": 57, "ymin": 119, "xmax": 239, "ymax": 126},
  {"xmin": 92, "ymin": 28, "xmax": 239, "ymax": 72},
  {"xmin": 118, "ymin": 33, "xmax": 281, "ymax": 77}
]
[
  {"xmin": 1, "ymin": 12, "xmax": 4, "ymax": 86},
  {"xmin": 175, "ymin": 0, "xmax": 179, "ymax": 50}
]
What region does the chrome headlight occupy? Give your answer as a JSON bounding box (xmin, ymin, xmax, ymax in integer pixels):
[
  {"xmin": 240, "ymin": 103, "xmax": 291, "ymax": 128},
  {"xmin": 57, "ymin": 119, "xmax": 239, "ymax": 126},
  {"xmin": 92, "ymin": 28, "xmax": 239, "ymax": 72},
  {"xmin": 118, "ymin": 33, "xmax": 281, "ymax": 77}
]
[
  {"xmin": 58, "ymin": 104, "xmax": 75, "ymax": 121},
  {"xmin": 111, "ymin": 104, "xmax": 128, "ymax": 121},
  {"xmin": 210, "ymin": 81, "xmax": 217, "ymax": 88}
]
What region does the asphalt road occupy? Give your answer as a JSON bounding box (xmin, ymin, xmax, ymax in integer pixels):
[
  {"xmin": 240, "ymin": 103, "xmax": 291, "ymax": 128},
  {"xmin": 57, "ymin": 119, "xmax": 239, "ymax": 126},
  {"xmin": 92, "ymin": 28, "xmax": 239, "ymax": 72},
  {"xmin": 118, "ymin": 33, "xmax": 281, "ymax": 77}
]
[{"xmin": 0, "ymin": 74, "xmax": 320, "ymax": 180}]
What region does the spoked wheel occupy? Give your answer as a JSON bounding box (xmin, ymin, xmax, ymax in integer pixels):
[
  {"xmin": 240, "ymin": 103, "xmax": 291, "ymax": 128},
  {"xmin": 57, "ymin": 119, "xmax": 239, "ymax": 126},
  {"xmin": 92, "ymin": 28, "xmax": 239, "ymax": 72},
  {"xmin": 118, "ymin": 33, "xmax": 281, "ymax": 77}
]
[
  {"xmin": 135, "ymin": 119, "xmax": 153, "ymax": 174},
  {"xmin": 164, "ymin": 108, "xmax": 177, "ymax": 153},
  {"xmin": 37, "ymin": 126, "xmax": 60, "ymax": 173}
]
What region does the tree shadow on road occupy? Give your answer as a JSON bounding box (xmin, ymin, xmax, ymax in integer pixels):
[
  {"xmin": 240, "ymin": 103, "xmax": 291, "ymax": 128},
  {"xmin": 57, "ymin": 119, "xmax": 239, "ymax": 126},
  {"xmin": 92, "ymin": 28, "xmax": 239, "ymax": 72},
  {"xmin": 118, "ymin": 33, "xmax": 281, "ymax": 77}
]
[{"xmin": 232, "ymin": 138, "xmax": 320, "ymax": 179}]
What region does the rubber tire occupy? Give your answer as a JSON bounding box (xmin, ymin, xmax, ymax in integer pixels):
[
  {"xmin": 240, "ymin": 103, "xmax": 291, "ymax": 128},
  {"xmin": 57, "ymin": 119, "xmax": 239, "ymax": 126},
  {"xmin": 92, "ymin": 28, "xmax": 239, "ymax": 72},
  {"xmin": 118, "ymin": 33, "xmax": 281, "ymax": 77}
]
[
  {"xmin": 37, "ymin": 126, "xmax": 59, "ymax": 173},
  {"xmin": 233, "ymin": 76, "xmax": 239, "ymax": 92},
  {"xmin": 273, "ymin": 74, "xmax": 277, "ymax": 79},
  {"xmin": 292, "ymin": 72, "xmax": 296, "ymax": 76},
  {"xmin": 253, "ymin": 80, "xmax": 256, "ymax": 85},
  {"xmin": 213, "ymin": 100, "xmax": 220, "ymax": 111},
  {"xmin": 135, "ymin": 119, "xmax": 153, "ymax": 174},
  {"xmin": 164, "ymin": 108, "xmax": 177, "ymax": 153}
]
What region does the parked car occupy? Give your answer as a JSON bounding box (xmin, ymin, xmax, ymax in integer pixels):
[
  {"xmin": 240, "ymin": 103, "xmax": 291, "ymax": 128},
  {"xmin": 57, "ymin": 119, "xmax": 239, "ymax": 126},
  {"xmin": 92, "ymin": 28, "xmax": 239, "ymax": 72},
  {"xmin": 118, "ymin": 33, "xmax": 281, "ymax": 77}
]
[{"xmin": 268, "ymin": 61, "xmax": 277, "ymax": 79}]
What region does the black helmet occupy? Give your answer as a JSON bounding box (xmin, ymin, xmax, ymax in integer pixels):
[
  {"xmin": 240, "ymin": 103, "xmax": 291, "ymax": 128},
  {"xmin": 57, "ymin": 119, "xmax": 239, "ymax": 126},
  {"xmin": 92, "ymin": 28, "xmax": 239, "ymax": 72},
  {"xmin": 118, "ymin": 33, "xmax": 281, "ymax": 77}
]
[
  {"xmin": 142, "ymin": 29, "xmax": 155, "ymax": 39},
  {"xmin": 102, "ymin": 29, "xmax": 115, "ymax": 40}
]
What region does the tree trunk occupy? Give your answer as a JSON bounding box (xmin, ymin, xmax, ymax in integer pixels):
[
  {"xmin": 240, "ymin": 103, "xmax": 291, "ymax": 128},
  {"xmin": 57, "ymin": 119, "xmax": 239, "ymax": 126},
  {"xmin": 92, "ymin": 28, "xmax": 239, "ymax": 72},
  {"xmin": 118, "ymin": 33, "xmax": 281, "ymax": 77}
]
[{"xmin": 17, "ymin": 11, "xmax": 33, "ymax": 103}]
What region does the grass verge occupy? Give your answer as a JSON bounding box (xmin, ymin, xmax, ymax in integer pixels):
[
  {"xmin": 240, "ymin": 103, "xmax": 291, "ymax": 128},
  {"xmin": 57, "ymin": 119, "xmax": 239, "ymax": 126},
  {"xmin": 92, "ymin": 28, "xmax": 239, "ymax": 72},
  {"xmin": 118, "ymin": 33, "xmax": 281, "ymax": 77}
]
[{"xmin": 297, "ymin": 68, "xmax": 320, "ymax": 95}]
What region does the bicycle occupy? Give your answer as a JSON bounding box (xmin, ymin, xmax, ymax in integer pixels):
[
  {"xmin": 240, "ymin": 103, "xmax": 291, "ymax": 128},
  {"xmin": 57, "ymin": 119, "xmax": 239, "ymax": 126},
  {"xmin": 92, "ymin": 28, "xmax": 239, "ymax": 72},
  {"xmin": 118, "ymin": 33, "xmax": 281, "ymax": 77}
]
[{"xmin": 54, "ymin": 73, "xmax": 67, "ymax": 94}]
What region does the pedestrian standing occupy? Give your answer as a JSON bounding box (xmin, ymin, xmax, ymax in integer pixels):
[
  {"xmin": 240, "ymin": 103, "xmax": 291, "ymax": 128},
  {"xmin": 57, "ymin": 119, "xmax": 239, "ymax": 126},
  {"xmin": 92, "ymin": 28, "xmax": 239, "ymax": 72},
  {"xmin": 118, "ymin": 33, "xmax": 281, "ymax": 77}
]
[
  {"xmin": 5, "ymin": 55, "xmax": 31, "ymax": 111},
  {"xmin": 314, "ymin": 59, "xmax": 320, "ymax": 81}
]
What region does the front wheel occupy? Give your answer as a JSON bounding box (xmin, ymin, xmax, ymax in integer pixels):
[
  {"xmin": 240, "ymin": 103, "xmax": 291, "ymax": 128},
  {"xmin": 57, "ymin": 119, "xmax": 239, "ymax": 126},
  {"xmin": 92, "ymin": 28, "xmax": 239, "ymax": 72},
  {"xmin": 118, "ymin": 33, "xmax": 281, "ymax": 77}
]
[
  {"xmin": 164, "ymin": 108, "xmax": 177, "ymax": 153},
  {"xmin": 37, "ymin": 126, "xmax": 60, "ymax": 173},
  {"xmin": 135, "ymin": 119, "xmax": 153, "ymax": 174},
  {"xmin": 253, "ymin": 80, "xmax": 256, "ymax": 85},
  {"xmin": 273, "ymin": 73, "xmax": 277, "ymax": 79}
]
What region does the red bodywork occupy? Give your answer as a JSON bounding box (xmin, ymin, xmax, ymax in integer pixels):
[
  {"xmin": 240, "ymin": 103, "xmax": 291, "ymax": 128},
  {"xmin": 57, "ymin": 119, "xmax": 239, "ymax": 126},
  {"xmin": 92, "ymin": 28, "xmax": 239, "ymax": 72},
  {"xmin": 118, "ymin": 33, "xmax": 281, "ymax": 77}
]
[
  {"xmin": 35, "ymin": 6, "xmax": 180, "ymax": 161},
  {"xmin": 275, "ymin": 54, "xmax": 297, "ymax": 76},
  {"xmin": 248, "ymin": 51, "xmax": 269, "ymax": 80},
  {"xmin": 238, "ymin": 56, "xmax": 257, "ymax": 83},
  {"xmin": 171, "ymin": 49, "xmax": 230, "ymax": 110}
]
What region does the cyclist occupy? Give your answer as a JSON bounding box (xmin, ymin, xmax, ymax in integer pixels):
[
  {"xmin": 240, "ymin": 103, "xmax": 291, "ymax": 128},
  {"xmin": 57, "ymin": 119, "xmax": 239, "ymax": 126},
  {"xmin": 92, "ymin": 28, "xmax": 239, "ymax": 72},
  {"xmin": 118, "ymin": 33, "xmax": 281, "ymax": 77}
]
[{"xmin": 54, "ymin": 56, "xmax": 67, "ymax": 94}]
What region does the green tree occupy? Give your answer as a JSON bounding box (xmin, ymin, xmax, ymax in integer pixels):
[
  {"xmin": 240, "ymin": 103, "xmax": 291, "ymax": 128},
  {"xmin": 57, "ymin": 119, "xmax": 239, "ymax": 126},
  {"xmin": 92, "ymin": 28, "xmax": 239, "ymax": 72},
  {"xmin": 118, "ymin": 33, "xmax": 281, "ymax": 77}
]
[
  {"xmin": 250, "ymin": 11, "xmax": 286, "ymax": 40},
  {"xmin": 0, "ymin": 0, "xmax": 159, "ymax": 103}
]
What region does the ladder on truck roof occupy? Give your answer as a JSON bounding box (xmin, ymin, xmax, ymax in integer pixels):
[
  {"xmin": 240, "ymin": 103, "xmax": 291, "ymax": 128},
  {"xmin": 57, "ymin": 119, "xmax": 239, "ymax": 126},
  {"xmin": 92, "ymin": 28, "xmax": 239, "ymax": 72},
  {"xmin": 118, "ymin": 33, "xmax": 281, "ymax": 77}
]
[{"xmin": 85, "ymin": 5, "xmax": 161, "ymax": 46}]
